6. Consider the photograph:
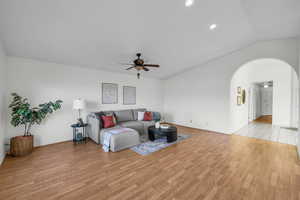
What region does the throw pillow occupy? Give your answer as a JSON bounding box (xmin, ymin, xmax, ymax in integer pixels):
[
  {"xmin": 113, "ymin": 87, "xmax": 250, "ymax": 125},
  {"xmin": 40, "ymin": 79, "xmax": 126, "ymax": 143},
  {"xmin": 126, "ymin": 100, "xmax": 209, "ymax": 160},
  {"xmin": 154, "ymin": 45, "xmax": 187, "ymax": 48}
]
[
  {"xmin": 152, "ymin": 112, "xmax": 161, "ymax": 122},
  {"xmin": 105, "ymin": 113, "xmax": 117, "ymax": 124},
  {"xmin": 101, "ymin": 115, "xmax": 115, "ymax": 128},
  {"xmin": 143, "ymin": 111, "xmax": 153, "ymax": 121},
  {"xmin": 137, "ymin": 111, "xmax": 145, "ymax": 121}
]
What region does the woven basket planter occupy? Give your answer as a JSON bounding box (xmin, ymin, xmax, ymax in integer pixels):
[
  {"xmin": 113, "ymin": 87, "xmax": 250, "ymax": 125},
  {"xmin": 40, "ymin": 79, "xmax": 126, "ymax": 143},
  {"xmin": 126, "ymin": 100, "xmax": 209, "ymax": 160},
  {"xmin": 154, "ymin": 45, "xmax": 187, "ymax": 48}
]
[{"xmin": 10, "ymin": 135, "xmax": 34, "ymax": 157}]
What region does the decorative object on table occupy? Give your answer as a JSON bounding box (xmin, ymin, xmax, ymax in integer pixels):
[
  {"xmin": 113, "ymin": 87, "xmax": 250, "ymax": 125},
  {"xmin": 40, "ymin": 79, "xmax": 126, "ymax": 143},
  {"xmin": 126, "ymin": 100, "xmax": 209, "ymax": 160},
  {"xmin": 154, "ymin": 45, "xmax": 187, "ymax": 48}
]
[
  {"xmin": 237, "ymin": 96, "xmax": 242, "ymax": 106},
  {"xmin": 75, "ymin": 131, "xmax": 83, "ymax": 141},
  {"xmin": 73, "ymin": 99, "xmax": 86, "ymax": 125},
  {"xmin": 155, "ymin": 121, "xmax": 160, "ymax": 129},
  {"xmin": 9, "ymin": 93, "xmax": 63, "ymax": 157},
  {"xmin": 71, "ymin": 123, "xmax": 88, "ymax": 144},
  {"xmin": 160, "ymin": 124, "xmax": 170, "ymax": 129},
  {"xmin": 149, "ymin": 125, "xmax": 177, "ymax": 143},
  {"xmin": 123, "ymin": 86, "xmax": 136, "ymax": 105},
  {"xmin": 122, "ymin": 53, "xmax": 160, "ymax": 79},
  {"xmin": 131, "ymin": 133, "xmax": 191, "ymax": 156},
  {"xmin": 242, "ymin": 89, "xmax": 246, "ymax": 104},
  {"xmin": 102, "ymin": 83, "xmax": 118, "ymax": 104},
  {"xmin": 237, "ymin": 87, "xmax": 242, "ymax": 94}
]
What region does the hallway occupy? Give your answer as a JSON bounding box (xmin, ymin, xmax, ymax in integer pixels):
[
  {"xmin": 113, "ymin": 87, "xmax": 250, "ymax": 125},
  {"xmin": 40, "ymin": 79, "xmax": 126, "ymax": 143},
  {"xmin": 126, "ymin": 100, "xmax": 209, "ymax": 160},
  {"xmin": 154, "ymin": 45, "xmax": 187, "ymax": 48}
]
[{"xmin": 234, "ymin": 119, "xmax": 298, "ymax": 145}]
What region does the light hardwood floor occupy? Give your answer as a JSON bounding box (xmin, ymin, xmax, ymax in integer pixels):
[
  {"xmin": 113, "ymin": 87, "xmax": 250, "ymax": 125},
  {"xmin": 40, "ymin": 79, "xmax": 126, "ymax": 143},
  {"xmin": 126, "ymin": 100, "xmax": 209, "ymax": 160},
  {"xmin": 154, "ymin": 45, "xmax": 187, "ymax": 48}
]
[
  {"xmin": 255, "ymin": 115, "xmax": 272, "ymax": 124},
  {"xmin": 0, "ymin": 125, "xmax": 299, "ymax": 200}
]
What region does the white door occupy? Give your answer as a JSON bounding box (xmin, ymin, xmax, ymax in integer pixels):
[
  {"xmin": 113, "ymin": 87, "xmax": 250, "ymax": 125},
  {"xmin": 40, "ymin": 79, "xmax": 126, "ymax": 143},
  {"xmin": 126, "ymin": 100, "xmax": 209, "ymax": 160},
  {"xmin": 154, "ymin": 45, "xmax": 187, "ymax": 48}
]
[{"xmin": 261, "ymin": 87, "xmax": 273, "ymax": 115}]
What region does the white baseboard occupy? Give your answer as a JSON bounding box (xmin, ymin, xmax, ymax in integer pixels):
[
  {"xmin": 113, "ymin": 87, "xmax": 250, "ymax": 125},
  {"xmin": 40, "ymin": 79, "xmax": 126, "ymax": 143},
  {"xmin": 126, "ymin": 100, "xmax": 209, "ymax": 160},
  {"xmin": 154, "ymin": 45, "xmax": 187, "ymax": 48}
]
[{"xmin": 168, "ymin": 121, "xmax": 229, "ymax": 135}]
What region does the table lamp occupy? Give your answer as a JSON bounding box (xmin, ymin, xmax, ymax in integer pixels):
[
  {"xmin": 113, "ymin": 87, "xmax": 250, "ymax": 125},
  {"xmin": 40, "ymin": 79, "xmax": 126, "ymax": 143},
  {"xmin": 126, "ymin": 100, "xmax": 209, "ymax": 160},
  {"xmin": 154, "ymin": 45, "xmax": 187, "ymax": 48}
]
[{"xmin": 73, "ymin": 99, "xmax": 86, "ymax": 125}]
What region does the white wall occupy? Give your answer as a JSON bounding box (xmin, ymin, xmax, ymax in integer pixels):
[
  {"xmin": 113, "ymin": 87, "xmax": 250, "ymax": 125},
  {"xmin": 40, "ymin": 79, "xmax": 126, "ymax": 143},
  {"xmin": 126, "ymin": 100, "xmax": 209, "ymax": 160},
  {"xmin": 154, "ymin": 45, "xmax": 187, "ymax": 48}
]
[
  {"xmin": 298, "ymin": 38, "xmax": 300, "ymax": 158},
  {"xmin": 164, "ymin": 39, "xmax": 299, "ymax": 134},
  {"xmin": 0, "ymin": 40, "xmax": 7, "ymax": 165},
  {"xmin": 231, "ymin": 59, "xmax": 297, "ymax": 132},
  {"xmin": 6, "ymin": 57, "xmax": 164, "ymax": 147}
]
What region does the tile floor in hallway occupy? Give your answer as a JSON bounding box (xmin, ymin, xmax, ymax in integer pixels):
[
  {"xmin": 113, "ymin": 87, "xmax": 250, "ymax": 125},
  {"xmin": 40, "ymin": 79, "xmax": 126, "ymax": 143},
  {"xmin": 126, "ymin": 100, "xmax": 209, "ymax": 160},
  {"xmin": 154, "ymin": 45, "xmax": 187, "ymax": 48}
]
[{"xmin": 234, "ymin": 122, "xmax": 298, "ymax": 145}]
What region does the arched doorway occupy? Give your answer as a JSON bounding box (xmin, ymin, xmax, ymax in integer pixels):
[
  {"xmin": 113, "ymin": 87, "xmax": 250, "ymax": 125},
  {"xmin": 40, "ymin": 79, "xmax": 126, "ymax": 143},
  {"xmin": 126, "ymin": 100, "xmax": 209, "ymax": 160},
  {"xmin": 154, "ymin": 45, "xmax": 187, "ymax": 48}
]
[{"xmin": 230, "ymin": 58, "xmax": 299, "ymax": 145}]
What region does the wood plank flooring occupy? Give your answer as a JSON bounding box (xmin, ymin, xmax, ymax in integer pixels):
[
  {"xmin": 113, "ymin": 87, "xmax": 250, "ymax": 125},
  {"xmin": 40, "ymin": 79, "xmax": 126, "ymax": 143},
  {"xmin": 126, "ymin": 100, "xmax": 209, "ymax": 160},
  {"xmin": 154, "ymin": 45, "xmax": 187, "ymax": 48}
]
[
  {"xmin": 255, "ymin": 115, "xmax": 272, "ymax": 124},
  {"xmin": 0, "ymin": 125, "xmax": 299, "ymax": 200}
]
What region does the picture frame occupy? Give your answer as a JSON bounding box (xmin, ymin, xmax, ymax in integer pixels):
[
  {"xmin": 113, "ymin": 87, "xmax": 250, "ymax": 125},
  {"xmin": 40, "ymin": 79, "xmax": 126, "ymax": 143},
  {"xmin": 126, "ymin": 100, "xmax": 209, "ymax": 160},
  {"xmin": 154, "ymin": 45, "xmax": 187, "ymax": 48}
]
[
  {"xmin": 102, "ymin": 83, "xmax": 118, "ymax": 104},
  {"xmin": 123, "ymin": 86, "xmax": 136, "ymax": 105},
  {"xmin": 237, "ymin": 96, "xmax": 242, "ymax": 106},
  {"xmin": 237, "ymin": 87, "xmax": 242, "ymax": 94},
  {"xmin": 242, "ymin": 89, "xmax": 246, "ymax": 104}
]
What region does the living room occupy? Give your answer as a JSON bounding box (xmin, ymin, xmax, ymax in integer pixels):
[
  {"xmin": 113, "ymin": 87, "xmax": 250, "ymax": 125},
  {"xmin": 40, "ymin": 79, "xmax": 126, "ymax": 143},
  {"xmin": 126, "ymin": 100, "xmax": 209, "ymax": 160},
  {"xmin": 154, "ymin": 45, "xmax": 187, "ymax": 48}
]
[{"xmin": 0, "ymin": 0, "xmax": 300, "ymax": 199}]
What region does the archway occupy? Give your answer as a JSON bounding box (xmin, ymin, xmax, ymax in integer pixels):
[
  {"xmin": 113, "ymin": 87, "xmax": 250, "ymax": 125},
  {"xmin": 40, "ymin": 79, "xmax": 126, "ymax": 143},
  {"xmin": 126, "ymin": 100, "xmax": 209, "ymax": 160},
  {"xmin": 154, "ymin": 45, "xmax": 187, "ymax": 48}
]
[{"xmin": 230, "ymin": 58, "xmax": 299, "ymax": 144}]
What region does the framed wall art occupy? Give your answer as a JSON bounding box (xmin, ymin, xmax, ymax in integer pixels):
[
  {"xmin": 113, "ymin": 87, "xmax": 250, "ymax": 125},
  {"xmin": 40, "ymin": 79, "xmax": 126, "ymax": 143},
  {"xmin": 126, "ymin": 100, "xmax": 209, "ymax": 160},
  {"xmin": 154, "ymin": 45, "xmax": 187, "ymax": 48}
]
[
  {"xmin": 102, "ymin": 83, "xmax": 118, "ymax": 104},
  {"xmin": 242, "ymin": 89, "xmax": 246, "ymax": 104},
  {"xmin": 123, "ymin": 86, "xmax": 136, "ymax": 105},
  {"xmin": 237, "ymin": 87, "xmax": 242, "ymax": 94},
  {"xmin": 237, "ymin": 96, "xmax": 242, "ymax": 106}
]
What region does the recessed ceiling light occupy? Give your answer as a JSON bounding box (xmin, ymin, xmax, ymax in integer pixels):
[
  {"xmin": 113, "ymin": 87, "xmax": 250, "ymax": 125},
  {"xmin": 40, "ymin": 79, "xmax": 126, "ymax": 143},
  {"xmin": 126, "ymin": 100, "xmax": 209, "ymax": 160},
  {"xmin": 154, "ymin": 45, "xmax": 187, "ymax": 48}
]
[
  {"xmin": 209, "ymin": 24, "xmax": 217, "ymax": 30},
  {"xmin": 264, "ymin": 85, "xmax": 269, "ymax": 88},
  {"xmin": 185, "ymin": 0, "xmax": 194, "ymax": 7}
]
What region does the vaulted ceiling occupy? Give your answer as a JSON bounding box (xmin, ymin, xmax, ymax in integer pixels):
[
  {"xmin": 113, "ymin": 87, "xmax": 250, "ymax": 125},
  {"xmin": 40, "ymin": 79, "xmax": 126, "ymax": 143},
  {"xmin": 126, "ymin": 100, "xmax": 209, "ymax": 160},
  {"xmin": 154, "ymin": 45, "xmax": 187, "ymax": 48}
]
[{"xmin": 0, "ymin": 0, "xmax": 299, "ymax": 79}]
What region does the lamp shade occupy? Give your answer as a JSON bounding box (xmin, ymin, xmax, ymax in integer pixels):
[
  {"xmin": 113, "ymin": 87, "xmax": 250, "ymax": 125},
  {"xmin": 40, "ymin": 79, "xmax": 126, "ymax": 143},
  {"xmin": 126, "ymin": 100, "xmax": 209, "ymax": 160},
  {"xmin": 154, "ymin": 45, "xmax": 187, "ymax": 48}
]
[{"xmin": 73, "ymin": 99, "xmax": 86, "ymax": 110}]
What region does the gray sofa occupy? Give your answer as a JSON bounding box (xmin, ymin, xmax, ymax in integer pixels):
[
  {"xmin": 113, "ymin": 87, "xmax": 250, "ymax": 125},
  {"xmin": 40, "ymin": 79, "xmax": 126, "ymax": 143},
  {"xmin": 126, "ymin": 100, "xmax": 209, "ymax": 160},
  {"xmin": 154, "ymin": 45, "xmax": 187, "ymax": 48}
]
[{"xmin": 86, "ymin": 108, "xmax": 161, "ymax": 146}]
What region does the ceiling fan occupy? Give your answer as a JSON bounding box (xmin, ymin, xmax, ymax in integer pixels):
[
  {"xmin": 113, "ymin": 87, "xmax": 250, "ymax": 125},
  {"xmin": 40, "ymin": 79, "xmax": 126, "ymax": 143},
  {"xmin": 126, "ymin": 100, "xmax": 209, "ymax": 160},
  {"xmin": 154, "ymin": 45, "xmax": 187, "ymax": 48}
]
[{"xmin": 123, "ymin": 53, "xmax": 160, "ymax": 79}]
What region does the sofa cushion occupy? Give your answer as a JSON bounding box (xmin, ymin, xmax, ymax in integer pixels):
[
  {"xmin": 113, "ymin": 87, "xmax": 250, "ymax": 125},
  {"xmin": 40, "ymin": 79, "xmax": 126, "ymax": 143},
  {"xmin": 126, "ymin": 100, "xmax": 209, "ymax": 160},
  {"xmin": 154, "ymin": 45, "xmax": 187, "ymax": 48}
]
[
  {"xmin": 133, "ymin": 108, "xmax": 147, "ymax": 120},
  {"xmin": 101, "ymin": 115, "xmax": 115, "ymax": 128},
  {"xmin": 99, "ymin": 125, "xmax": 122, "ymax": 144},
  {"xmin": 100, "ymin": 128, "xmax": 140, "ymax": 152},
  {"xmin": 118, "ymin": 121, "xmax": 144, "ymax": 135},
  {"xmin": 137, "ymin": 112, "xmax": 145, "ymax": 121},
  {"xmin": 102, "ymin": 112, "xmax": 117, "ymax": 125},
  {"xmin": 143, "ymin": 112, "xmax": 153, "ymax": 121},
  {"xmin": 114, "ymin": 109, "xmax": 134, "ymax": 122},
  {"xmin": 152, "ymin": 112, "xmax": 161, "ymax": 122}
]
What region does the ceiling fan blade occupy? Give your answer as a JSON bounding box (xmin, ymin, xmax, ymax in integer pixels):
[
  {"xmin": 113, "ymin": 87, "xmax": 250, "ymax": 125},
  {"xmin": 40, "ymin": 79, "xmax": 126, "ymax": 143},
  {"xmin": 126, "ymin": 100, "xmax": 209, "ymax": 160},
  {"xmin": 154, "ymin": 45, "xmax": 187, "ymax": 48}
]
[
  {"xmin": 143, "ymin": 67, "xmax": 150, "ymax": 71},
  {"xmin": 121, "ymin": 63, "xmax": 134, "ymax": 66},
  {"xmin": 126, "ymin": 67, "xmax": 135, "ymax": 70},
  {"xmin": 143, "ymin": 64, "xmax": 160, "ymax": 67}
]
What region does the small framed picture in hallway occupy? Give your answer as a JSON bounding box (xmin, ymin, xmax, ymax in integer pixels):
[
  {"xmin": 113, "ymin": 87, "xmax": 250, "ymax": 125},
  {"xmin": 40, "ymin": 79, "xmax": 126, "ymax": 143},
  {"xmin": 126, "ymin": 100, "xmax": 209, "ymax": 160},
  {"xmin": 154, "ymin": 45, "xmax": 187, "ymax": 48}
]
[
  {"xmin": 237, "ymin": 87, "xmax": 242, "ymax": 94},
  {"xmin": 237, "ymin": 96, "xmax": 242, "ymax": 106}
]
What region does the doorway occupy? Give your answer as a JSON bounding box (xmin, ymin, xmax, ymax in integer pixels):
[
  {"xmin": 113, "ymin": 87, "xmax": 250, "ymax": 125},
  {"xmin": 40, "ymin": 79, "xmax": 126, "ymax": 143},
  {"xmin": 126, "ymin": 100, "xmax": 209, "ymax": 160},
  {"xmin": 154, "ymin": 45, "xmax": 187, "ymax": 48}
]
[
  {"xmin": 248, "ymin": 81, "xmax": 273, "ymax": 124},
  {"xmin": 230, "ymin": 59, "xmax": 298, "ymax": 145}
]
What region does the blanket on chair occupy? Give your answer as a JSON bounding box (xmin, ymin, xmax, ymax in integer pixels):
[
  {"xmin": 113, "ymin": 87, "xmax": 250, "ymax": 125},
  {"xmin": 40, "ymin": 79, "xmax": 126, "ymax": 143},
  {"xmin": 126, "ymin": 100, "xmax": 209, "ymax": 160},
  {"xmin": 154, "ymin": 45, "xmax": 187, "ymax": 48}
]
[{"xmin": 102, "ymin": 128, "xmax": 132, "ymax": 152}]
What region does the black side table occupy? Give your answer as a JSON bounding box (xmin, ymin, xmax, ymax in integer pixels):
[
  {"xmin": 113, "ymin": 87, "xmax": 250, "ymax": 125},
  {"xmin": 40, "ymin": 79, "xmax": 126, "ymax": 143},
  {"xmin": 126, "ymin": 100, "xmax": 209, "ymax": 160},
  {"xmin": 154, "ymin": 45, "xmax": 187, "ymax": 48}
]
[{"xmin": 71, "ymin": 123, "xmax": 88, "ymax": 144}]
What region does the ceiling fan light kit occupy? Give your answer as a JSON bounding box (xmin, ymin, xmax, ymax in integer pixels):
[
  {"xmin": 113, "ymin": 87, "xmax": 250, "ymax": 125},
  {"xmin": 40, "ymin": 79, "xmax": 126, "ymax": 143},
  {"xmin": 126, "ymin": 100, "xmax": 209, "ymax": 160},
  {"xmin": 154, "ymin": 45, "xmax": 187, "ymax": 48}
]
[{"xmin": 123, "ymin": 53, "xmax": 160, "ymax": 79}]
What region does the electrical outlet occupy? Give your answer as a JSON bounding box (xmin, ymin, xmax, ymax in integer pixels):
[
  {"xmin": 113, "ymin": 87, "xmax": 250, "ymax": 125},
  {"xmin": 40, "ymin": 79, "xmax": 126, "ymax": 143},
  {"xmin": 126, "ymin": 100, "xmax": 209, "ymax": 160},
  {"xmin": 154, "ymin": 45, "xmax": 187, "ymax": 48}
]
[{"xmin": 189, "ymin": 120, "xmax": 193, "ymax": 123}]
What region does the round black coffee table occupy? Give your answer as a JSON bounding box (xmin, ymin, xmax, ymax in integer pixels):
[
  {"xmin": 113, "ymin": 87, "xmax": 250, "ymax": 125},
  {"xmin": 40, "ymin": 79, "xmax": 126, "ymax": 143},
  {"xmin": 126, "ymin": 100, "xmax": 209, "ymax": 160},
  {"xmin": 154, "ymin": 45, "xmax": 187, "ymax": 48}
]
[{"xmin": 148, "ymin": 125, "xmax": 178, "ymax": 143}]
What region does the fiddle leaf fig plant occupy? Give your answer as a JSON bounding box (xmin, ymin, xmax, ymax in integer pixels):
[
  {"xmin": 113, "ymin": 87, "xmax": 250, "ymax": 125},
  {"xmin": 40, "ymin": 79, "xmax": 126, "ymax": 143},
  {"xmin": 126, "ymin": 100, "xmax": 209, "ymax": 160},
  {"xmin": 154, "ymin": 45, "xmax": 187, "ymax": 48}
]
[{"xmin": 9, "ymin": 93, "xmax": 63, "ymax": 136}]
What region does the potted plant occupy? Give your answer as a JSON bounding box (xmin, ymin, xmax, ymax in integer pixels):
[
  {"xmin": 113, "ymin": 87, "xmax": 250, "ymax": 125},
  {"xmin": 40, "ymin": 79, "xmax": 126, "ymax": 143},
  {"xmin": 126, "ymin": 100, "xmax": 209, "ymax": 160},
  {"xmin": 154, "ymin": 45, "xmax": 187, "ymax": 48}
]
[{"xmin": 9, "ymin": 93, "xmax": 63, "ymax": 157}]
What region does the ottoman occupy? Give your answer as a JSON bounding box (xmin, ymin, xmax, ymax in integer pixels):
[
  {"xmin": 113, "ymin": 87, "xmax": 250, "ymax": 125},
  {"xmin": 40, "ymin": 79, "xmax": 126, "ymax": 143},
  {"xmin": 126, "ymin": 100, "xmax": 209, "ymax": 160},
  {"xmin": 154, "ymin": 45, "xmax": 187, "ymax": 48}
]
[{"xmin": 100, "ymin": 127, "xmax": 140, "ymax": 152}]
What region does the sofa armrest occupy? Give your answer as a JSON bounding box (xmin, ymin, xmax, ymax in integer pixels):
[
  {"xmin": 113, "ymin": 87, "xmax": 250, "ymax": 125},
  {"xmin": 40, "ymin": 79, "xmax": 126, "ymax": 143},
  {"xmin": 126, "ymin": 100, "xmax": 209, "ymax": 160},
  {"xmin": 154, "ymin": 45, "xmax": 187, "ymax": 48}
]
[{"xmin": 86, "ymin": 113, "xmax": 101, "ymax": 144}]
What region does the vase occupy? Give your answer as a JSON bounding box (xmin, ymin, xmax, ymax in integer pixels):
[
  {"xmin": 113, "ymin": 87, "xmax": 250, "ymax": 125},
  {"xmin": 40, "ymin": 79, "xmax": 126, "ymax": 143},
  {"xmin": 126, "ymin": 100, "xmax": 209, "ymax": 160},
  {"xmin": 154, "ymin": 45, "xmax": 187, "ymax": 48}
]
[
  {"xmin": 155, "ymin": 122, "xmax": 160, "ymax": 129},
  {"xmin": 10, "ymin": 135, "xmax": 34, "ymax": 157}
]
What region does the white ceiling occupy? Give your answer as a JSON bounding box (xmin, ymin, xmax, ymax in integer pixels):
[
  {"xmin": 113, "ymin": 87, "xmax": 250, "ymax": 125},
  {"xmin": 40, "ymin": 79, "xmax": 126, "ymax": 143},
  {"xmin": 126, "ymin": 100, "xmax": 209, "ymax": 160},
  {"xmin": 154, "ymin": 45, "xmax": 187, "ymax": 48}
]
[{"xmin": 0, "ymin": 0, "xmax": 299, "ymax": 79}]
